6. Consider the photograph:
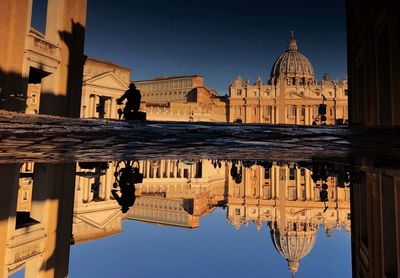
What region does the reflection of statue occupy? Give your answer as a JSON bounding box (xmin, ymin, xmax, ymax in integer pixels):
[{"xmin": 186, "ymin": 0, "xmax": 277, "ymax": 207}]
[
  {"xmin": 230, "ymin": 162, "xmax": 242, "ymax": 184},
  {"xmin": 112, "ymin": 161, "xmax": 143, "ymax": 213},
  {"xmin": 116, "ymin": 83, "xmax": 146, "ymax": 120}
]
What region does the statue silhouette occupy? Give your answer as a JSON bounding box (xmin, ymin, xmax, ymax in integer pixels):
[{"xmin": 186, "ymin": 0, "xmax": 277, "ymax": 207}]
[
  {"xmin": 111, "ymin": 161, "xmax": 143, "ymax": 213},
  {"xmin": 117, "ymin": 83, "xmax": 144, "ymax": 120}
]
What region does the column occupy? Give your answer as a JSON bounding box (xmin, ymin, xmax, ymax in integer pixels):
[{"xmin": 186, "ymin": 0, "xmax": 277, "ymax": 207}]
[
  {"xmin": 274, "ymin": 166, "xmax": 280, "ymax": 198},
  {"xmin": 296, "ymin": 167, "xmax": 301, "ymax": 200},
  {"xmin": 166, "ymin": 160, "xmax": 171, "ymax": 178},
  {"xmin": 305, "ymin": 169, "xmax": 311, "ymax": 200},
  {"xmin": 305, "ymin": 106, "xmax": 309, "ymax": 125},
  {"xmin": 105, "ymin": 170, "xmax": 112, "ymax": 200},
  {"xmin": 104, "ymin": 98, "xmax": 111, "ymax": 119},
  {"xmin": 88, "ymin": 95, "xmax": 94, "ymax": 118},
  {"xmin": 160, "ymin": 160, "xmax": 165, "ymax": 178},
  {"xmin": 295, "ymin": 106, "xmax": 300, "ymax": 125},
  {"xmin": 271, "ymin": 165, "xmax": 276, "ymax": 199},
  {"xmin": 271, "ymin": 106, "xmax": 275, "ymax": 124},
  {"xmin": 110, "ymin": 98, "xmax": 117, "ymax": 119}
]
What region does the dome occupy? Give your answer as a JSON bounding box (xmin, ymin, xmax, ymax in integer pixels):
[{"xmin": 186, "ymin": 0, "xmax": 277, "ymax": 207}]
[
  {"xmin": 270, "ymin": 36, "xmax": 315, "ymax": 81},
  {"xmin": 270, "ymin": 227, "xmax": 317, "ymax": 274}
]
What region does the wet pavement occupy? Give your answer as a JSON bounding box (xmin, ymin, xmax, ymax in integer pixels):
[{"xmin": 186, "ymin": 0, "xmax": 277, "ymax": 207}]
[
  {"xmin": 1, "ymin": 111, "xmax": 400, "ymax": 164},
  {"xmin": 2, "ymin": 111, "xmax": 400, "ymax": 278}
]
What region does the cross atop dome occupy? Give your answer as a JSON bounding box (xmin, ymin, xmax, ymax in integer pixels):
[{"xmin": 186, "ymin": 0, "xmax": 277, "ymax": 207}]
[{"xmin": 288, "ymin": 31, "xmax": 298, "ymax": 51}]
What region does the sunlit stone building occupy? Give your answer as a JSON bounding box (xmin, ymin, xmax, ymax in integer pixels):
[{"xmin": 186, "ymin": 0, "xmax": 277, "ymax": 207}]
[
  {"xmin": 0, "ymin": 0, "xmax": 87, "ymax": 117},
  {"xmin": 73, "ymin": 162, "xmax": 123, "ymax": 243},
  {"xmin": 228, "ymin": 36, "xmax": 348, "ymax": 125},
  {"xmin": 80, "ymin": 57, "xmax": 130, "ymax": 119},
  {"xmin": 127, "ymin": 159, "xmax": 226, "ymax": 228},
  {"xmin": 225, "ymin": 161, "xmax": 351, "ymax": 275},
  {"xmin": 135, "ymin": 76, "xmax": 227, "ymax": 122}
]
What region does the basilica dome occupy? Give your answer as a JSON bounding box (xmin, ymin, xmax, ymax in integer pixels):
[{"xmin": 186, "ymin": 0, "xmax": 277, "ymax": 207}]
[
  {"xmin": 270, "ymin": 227, "xmax": 317, "ymax": 274},
  {"xmin": 270, "ymin": 36, "xmax": 315, "ymax": 82}
]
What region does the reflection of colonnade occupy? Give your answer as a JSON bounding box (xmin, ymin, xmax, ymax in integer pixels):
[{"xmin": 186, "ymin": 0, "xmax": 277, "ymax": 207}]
[{"xmin": 127, "ymin": 160, "xmax": 226, "ymax": 228}]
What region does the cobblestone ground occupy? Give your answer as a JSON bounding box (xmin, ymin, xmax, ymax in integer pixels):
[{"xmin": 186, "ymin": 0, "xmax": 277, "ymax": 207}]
[{"xmin": 1, "ymin": 111, "xmax": 400, "ymax": 164}]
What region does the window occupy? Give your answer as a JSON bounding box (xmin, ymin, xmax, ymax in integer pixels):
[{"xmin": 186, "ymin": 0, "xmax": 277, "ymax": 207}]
[
  {"xmin": 236, "ymin": 107, "xmax": 241, "ymax": 116},
  {"xmin": 263, "ymin": 185, "xmax": 271, "ymax": 199},
  {"xmin": 344, "ymin": 89, "xmax": 348, "ymax": 96},
  {"xmin": 254, "ymin": 107, "xmax": 257, "ymax": 115},
  {"xmin": 23, "ymin": 190, "xmax": 29, "ymax": 201},
  {"xmin": 289, "ymin": 168, "xmax": 295, "ymax": 180},
  {"xmin": 235, "ymin": 208, "xmax": 241, "ymax": 215},
  {"xmin": 288, "ymin": 186, "xmax": 297, "ymax": 200},
  {"xmin": 237, "ymin": 89, "xmax": 242, "ymax": 96},
  {"xmin": 264, "ymin": 168, "xmax": 270, "ymax": 179}
]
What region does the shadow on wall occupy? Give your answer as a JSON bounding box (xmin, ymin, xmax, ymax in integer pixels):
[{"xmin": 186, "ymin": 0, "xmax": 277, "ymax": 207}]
[
  {"xmin": 0, "ymin": 163, "xmax": 77, "ymax": 277},
  {"xmin": 0, "ymin": 69, "xmax": 28, "ymax": 112},
  {"xmin": 0, "ymin": 21, "xmax": 86, "ymax": 118},
  {"xmin": 40, "ymin": 21, "xmax": 86, "ymax": 118}
]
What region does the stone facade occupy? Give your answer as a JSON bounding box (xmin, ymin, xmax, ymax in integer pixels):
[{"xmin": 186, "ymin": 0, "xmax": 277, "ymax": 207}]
[
  {"xmin": 80, "ymin": 57, "xmax": 130, "ymax": 119},
  {"xmin": 0, "ymin": 0, "xmax": 87, "ymax": 118},
  {"xmin": 228, "ymin": 36, "xmax": 348, "ymax": 125},
  {"xmin": 135, "ymin": 75, "xmax": 227, "ymax": 122}
]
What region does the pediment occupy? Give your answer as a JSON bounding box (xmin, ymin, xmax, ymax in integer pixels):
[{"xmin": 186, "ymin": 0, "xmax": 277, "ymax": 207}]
[
  {"xmin": 84, "ymin": 72, "xmax": 129, "ymax": 91},
  {"xmin": 74, "ymin": 208, "xmax": 122, "ymax": 229}
]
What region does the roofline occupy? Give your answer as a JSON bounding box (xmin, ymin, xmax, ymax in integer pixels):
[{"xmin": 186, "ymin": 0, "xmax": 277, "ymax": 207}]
[
  {"xmin": 84, "ymin": 56, "xmax": 131, "ymax": 71},
  {"xmin": 132, "ymin": 75, "xmax": 204, "ymax": 83}
]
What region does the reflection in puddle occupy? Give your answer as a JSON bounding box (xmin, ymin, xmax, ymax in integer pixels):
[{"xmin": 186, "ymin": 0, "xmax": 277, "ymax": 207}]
[{"xmin": 1, "ymin": 159, "xmax": 357, "ymax": 277}]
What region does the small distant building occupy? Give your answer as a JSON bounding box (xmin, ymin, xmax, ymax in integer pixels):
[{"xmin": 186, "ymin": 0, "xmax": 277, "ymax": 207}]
[
  {"xmin": 80, "ymin": 56, "xmax": 131, "ymax": 119},
  {"xmin": 135, "ymin": 75, "xmax": 227, "ymax": 122}
]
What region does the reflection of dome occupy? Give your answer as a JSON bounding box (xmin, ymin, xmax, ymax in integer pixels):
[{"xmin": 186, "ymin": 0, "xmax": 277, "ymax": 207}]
[
  {"xmin": 270, "ymin": 225, "xmax": 317, "ymax": 274},
  {"xmin": 270, "ymin": 36, "xmax": 315, "ymax": 81}
]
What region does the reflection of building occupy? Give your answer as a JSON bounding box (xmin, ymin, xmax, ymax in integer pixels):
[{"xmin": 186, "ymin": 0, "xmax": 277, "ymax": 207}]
[
  {"xmin": 80, "ymin": 57, "xmax": 130, "ymax": 119},
  {"xmin": 0, "ymin": 163, "xmax": 77, "ymax": 277},
  {"xmin": 126, "ymin": 160, "xmax": 226, "ymax": 228},
  {"xmin": 122, "ymin": 159, "xmax": 350, "ymax": 275},
  {"xmin": 225, "ymin": 161, "xmax": 351, "ymax": 275},
  {"xmin": 0, "ymin": 0, "xmax": 87, "ymax": 117},
  {"xmin": 135, "ymin": 76, "xmax": 227, "ymax": 122},
  {"xmin": 73, "ymin": 162, "xmax": 123, "ymax": 243},
  {"xmin": 228, "ymin": 36, "xmax": 348, "ymax": 124}
]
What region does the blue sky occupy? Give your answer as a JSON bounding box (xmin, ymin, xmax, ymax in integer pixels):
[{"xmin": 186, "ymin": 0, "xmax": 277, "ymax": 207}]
[
  {"xmin": 31, "ymin": 0, "xmax": 347, "ymax": 95},
  {"xmin": 69, "ymin": 208, "xmax": 351, "ymax": 278},
  {"xmin": 82, "ymin": 0, "xmax": 347, "ymax": 95}
]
